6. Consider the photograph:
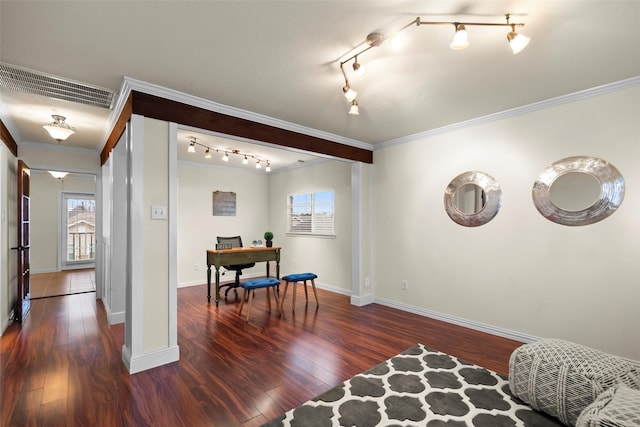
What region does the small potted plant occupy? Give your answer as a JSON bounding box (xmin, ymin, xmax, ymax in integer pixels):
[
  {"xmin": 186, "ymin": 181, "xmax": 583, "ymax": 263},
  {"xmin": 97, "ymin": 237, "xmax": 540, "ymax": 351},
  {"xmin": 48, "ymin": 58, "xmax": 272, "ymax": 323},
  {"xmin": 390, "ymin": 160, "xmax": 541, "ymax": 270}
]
[{"xmin": 264, "ymin": 231, "xmax": 274, "ymax": 247}]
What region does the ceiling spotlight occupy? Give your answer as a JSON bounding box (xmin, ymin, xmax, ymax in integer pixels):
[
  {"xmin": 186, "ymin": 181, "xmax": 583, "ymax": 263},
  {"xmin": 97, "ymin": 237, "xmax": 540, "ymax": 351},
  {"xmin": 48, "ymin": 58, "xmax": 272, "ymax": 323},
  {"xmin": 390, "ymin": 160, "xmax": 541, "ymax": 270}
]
[
  {"xmin": 507, "ymin": 28, "xmax": 530, "ymax": 54},
  {"xmin": 450, "ymin": 24, "xmax": 469, "ymax": 50},
  {"xmin": 348, "ymin": 100, "xmax": 359, "ymax": 116},
  {"xmin": 243, "ymin": 155, "xmax": 249, "ymax": 165},
  {"xmin": 188, "ymin": 139, "xmax": 196, "ymax": 153},
  {"xmin": 43, "ymin": 114, "xmax": 75, "ymax": 142},
  {"xmin": 352, "ymin": 56, "xmax": 366, "ymax": 77},
  {"xmin": 256, "ymin": 160, "xmax": 262, "ymax": 169},
  {"xmin": 342, "ymin": 85, "xmax": 357, "ymax": 102},
  {"xmin": 222, "ymin": 152, "xmax": 229, "ymax": 162},
  {"xmin": 204, "ymin": 148, "xmax": 212, "ymax": 159},
  {"xmin": 265, "ymin": 162, "xmax": 271, "ymax": 172}
]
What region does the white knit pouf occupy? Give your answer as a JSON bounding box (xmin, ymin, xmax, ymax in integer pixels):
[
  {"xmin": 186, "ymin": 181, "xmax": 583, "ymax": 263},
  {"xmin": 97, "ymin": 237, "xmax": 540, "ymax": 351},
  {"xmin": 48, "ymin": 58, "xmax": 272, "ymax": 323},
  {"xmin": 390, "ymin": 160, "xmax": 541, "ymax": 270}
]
[
  {"xmin": 576, "ymin": 385, "xmax": 640, "ymax": 427},
  {"xmin": 509, "ymin": 339, "xmax": 640, "ymax": 426}
]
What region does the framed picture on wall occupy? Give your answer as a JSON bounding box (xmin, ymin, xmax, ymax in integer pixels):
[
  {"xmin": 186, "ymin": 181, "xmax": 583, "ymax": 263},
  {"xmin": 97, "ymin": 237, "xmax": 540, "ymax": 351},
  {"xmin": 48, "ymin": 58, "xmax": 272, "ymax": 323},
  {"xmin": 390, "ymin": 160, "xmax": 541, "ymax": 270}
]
[{"xmin": 212, "ymin": 191, "xmax": 236, "ymax": 216}]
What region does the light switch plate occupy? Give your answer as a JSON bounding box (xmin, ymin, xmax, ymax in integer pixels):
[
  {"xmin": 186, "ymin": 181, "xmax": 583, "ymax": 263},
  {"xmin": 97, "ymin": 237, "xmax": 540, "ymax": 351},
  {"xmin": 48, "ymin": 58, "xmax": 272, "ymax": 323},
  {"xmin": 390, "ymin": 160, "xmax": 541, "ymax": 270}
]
[{"xmin": 151, "ymin": 205, "xmax": 167, "ymax": 220}]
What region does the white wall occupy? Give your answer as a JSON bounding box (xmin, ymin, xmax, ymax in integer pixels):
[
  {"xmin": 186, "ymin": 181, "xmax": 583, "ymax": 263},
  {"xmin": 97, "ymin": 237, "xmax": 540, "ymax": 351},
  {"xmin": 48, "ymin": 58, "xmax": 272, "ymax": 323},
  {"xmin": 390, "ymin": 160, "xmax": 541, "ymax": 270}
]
[
  {"xmin": 372, "ymin": 84, "xmax": 640, "ymax": 361},
  {"xmin": 29, "ymin": 170, "xmax": 96, "ymax": 273},
  {"xmin": 268, "ymin": 159, "xmax": 353, "ymax": 293},
  {"xmin": 177, "ymin": 161, "xmax": 270, "ymax": 287}
]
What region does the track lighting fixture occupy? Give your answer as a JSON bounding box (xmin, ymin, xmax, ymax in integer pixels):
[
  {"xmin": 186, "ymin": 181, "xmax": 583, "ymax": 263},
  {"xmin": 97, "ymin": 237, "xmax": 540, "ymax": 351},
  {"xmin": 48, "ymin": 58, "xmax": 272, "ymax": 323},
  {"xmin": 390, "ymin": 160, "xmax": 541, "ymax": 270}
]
[
  {"xmin": 185, "ymin": 138, "xmax": 271, "ymax": 172},
  {"xmin": 43, "ymin": 114, "xmax": 75, "ymax": 142},
  {"xmin": 338, "ymin": 13, "xmax": 529, "ymax": 115}
]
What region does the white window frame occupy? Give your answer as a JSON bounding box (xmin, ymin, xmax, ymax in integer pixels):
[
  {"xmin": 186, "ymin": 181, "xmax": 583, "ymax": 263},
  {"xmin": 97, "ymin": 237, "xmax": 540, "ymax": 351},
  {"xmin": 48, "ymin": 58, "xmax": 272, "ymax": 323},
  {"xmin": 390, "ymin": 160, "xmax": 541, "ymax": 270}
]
[
  {"xmin": 287, "ymin": 189, "xmax": 335, "ymax": 237},
  {"xmin": 60, "ymin": 192, "xmax": 96, "ymax": 269}
]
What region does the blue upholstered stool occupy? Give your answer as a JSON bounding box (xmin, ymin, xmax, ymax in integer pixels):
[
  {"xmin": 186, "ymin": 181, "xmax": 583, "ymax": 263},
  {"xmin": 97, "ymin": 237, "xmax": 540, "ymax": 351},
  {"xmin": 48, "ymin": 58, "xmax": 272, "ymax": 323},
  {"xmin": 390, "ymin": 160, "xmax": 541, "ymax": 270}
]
[
  {"xmin": 238, "ymin": 277, "xmax": 283, "ymax": 321},
  {"xmin": 280, "ymin": 273, "xmax": 319, "ymax": 311}
]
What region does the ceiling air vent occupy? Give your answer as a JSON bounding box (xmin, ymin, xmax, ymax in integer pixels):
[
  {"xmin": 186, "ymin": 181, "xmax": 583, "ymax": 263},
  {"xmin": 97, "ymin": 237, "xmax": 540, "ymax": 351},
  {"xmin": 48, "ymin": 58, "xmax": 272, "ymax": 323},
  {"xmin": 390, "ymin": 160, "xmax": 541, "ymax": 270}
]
[{"xmin": 0, "ymin": 62, "xmax": 115, "ymax": 110}]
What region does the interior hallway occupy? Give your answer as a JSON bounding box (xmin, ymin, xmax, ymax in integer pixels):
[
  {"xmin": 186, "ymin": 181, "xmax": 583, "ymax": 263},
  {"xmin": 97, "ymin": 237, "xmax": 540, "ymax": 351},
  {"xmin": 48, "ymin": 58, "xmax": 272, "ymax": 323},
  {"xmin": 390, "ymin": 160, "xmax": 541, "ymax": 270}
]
[{"xmin": 30, "ymin": 269, "xmax": 95, "ymax": 299}]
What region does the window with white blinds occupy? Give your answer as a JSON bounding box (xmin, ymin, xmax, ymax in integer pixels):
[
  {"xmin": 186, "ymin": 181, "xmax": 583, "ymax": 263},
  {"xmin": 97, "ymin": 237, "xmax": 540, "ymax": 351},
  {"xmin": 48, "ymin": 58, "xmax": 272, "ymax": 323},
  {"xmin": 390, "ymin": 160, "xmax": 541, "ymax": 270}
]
[{"xmin": 287, "ymin": 189, "xmax": 335, "ymax": 236}]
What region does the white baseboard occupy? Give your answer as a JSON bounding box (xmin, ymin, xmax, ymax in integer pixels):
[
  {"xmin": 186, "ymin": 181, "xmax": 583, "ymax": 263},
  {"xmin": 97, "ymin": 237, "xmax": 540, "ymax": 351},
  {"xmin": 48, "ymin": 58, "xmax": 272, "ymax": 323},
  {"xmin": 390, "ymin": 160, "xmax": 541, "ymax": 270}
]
[
  {"xmin": 351, "ymin": 294, "xmax": 375, "ymax": 306},
  {"xmin": 122, "ymin": 344, "xmax": 180, "ymax": 374},
  {"xmin": 103, "ymin": 299, "xmax": 125, "ymax": 325},
  {"xmin": 374, "ymin": 297, "xmax": 539, "ymax": 344}
]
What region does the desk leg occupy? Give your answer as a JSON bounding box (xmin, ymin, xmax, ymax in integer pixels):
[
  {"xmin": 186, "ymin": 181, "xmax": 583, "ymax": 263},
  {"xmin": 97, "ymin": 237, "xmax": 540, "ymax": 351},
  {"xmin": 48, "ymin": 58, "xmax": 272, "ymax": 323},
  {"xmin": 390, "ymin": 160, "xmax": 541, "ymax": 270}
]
[
  {"xmin": 266, "ymin": 261, "xmax": 271, "ymax": 278},
  {"xmin": 207, "ymin": 264, "xmax": 212, "ymax": 302},
  {"xmin": 215, "ymin": 267, "xmax": 221, "ymax": 306}
]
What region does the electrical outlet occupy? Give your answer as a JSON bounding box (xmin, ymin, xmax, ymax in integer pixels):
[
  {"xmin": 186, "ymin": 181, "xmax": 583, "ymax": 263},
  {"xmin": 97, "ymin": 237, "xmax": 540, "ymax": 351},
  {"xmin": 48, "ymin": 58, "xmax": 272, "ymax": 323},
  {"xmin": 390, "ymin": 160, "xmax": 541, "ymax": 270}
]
[
  {"xmin": 365, "ymin": 277, "xmax": 370, "ymax": 287},
  {"xmin": 194, "ymin": 264, "xmax": 199, "ymax": 271},
  {"xmin": 402, "ymin": 280, "xmax": 408, "ymax": 290}
]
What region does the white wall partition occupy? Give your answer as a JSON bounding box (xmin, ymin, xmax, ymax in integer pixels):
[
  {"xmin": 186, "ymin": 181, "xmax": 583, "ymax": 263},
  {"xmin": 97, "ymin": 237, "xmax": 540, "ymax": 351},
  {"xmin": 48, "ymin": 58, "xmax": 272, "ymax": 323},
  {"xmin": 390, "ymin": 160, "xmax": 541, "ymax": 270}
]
[{"xmin": 372, "ymin": 84, "xmax": 640, "ymax": 361}]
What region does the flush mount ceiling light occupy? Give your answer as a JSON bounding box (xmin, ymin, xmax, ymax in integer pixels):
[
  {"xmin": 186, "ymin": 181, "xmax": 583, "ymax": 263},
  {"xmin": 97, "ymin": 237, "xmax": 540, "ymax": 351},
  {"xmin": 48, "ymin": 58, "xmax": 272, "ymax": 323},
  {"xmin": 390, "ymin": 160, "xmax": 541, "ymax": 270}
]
[
  {"xmin": 185, "ymin": 139, "xmax": 271, "ymax": 172},
  {"xmin": 338, "ymin": 13, "xmax": 529, "ymax": 115},
  {"xmin": 43, "ymin": 114, "xmax": 75, "ymax": 142},
  {"xmin": 49, "ymin": 170, "xmax": 68, "ymax": 179}
]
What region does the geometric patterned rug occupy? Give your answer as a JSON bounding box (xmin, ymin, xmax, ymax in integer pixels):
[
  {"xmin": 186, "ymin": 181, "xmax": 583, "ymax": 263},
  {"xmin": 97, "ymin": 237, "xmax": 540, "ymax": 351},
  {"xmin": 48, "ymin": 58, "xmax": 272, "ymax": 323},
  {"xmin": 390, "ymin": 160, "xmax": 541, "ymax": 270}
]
[{"xmin": 262, "ymin": 343, "xmax": 564, "ymax": 427}]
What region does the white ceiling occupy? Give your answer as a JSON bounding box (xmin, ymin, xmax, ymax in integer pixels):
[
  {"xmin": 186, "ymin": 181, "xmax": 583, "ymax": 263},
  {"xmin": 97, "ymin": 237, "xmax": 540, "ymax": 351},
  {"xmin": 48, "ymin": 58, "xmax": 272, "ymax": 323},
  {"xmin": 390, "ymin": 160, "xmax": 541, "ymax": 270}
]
[{"xmin": 1, "ymin": 1, "xmax": 639, "ymax": 171}]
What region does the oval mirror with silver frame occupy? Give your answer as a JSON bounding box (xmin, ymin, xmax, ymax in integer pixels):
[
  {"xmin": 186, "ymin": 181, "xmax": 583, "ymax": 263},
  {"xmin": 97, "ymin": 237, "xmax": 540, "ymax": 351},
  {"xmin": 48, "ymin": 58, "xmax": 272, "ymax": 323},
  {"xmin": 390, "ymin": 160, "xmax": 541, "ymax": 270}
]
[
  {"xmin": 444, "ymin": 171, "xmax": 502, "ymax": 227},
  {"xmin": 532, "ymin": 156, "xmax": 624, "ymax": 226}
]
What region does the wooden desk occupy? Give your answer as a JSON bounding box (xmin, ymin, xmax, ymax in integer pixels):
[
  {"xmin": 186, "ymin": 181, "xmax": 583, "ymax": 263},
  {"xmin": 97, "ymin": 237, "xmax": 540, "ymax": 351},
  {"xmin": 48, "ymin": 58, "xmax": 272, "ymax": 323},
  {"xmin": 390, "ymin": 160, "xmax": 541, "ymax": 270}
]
[{"xmin": 206, "ymin": 246, "xmax": 281, "ymax": 306}]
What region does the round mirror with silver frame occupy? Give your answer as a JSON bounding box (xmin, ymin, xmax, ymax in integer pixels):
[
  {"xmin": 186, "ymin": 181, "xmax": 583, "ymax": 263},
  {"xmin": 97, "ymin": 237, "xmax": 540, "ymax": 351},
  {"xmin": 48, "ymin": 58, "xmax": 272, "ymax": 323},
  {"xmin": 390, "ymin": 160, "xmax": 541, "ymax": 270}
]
[
  {"xmin": 532, "ymin": 156, "xmax": 624, "ymax": 226},
  {"xmin": 444, "ymin": 171, "xmax": 502, "ymax": 227}
]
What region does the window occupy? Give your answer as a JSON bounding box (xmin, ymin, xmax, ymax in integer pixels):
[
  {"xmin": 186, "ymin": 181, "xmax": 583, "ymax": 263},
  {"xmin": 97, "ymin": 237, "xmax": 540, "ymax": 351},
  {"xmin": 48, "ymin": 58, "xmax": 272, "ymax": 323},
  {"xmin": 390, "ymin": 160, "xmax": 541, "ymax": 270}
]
[
  {"xmin": 287, "ymin": 190, "xmax": 334, "ymax": 236},
  {"xmin": 63, "ymin": 194, "xmax": 96, "ymax": 264}
]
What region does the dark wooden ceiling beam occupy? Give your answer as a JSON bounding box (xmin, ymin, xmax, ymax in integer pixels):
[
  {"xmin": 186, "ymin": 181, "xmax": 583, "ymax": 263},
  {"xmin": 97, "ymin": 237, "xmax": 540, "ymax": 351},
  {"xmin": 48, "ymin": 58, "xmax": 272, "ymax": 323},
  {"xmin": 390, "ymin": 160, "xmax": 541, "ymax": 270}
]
[
  {"xmin": 0, "ymin": 120, "xmax": 18, "ymax": 157},
  {"xmin": 101, "ymin": 91, "xmax": 373, "ymax": 166}
]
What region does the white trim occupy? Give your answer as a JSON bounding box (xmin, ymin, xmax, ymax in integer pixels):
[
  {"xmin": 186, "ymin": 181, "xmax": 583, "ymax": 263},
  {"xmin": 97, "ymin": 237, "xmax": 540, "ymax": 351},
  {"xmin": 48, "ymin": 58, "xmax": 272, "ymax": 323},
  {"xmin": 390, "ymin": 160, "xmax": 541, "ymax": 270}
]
[
  {"xmin": 103, "ymin": 298, "xmax": 124, "ymax": 325},
  {"xmin": 351, "ymin": 162, "xmax": 362, "ymax": 302},
  {"xmin": 122, "ymin": 344, "xmax": 179, "ymax": 375},
  {"xmin": 168, "ymin": 122, "xmax": 178, "ymax": 349},
  {"xmin": 375, "ymin": 297, "xmax": 539, "ymax": 344},
  {"xmin": 377, "ymin": 75, "xmax": 640, "ymax": 150},
  {"xmin": 126, "ymin": 114, "xmax": 146, "ymax": 361},
  {"xmin": 119, "ymin": 76, "xmax": 373, "ymax": 151},
  {"xmin": 314, "ymin": 281, "xmax": 350, "ymax": 296},
  {"xmin": 351, "ymin": 294, "xmax": 375, "ymax": 307}
]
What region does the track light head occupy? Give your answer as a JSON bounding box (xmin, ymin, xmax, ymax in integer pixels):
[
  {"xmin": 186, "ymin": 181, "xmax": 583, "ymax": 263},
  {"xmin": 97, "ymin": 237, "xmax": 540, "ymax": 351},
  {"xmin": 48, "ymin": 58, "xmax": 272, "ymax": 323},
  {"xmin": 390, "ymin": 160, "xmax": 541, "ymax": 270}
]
[
  {"xmin": 507, "ymin": 28, "xmax": 530, "ymax": 54},
  {"xmin": 343, "ymin": 85, "xmax": 357, "ymax": 102},
  {"xmin": 222, "ymin": 152, "xmax": 229, "ymax": 162},
  {"xmin": 188, "ymin": 139, "xmax": 196, "ymax": 153},
  {"xmin": 352, "ymin": 57, "xmax": 366, "ymax": 77},
  {"xmin": 348, "ymin": 100, "xmax": 359, "ymax": 115},
  {"xmin": 450, "ymin": 24, "xmax": 469, "ymax": 50}
]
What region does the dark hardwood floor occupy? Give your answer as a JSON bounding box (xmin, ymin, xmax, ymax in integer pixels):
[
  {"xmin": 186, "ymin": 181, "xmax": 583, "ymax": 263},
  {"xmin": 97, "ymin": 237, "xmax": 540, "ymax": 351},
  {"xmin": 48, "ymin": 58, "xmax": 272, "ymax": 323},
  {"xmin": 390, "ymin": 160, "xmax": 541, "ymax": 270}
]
[{"xmin": 1, "ymin": 275, "xmax": 525, "ymax": 426}]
